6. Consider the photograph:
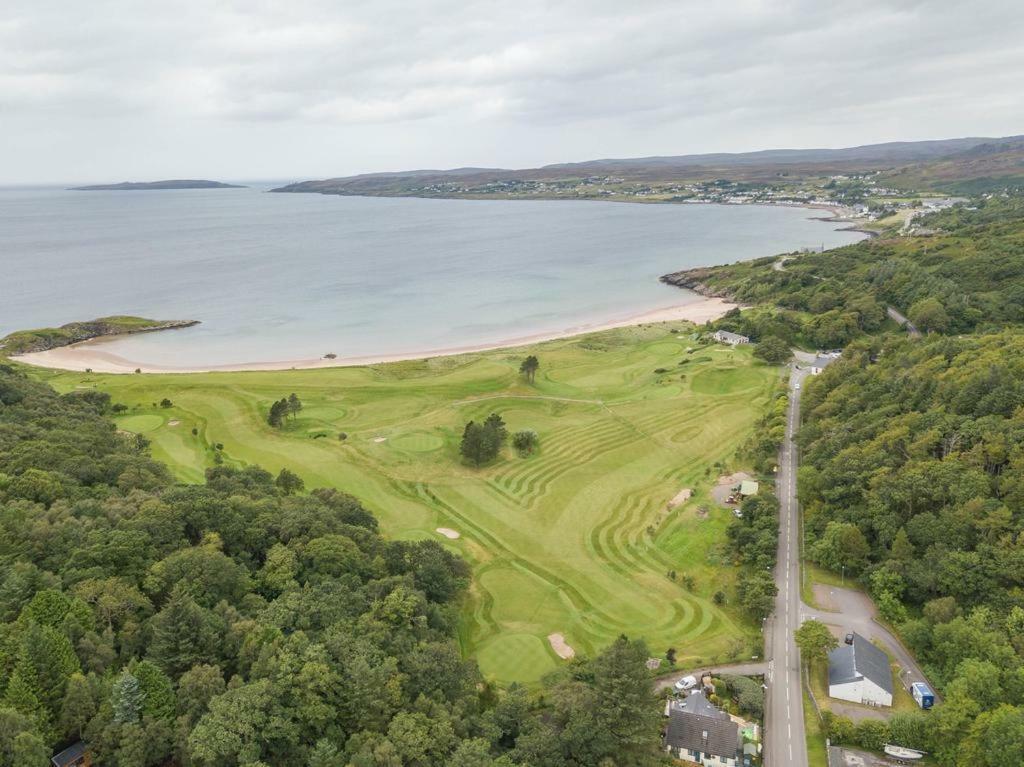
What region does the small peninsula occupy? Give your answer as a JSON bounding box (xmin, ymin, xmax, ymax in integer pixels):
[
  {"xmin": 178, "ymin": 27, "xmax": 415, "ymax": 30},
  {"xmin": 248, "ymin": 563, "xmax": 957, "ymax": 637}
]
[
  {"xmin": 0, "ymin": 316, "xmax": 198, "ymax": 356},
  {"xmin": 70, "ymin": 179, "xmax": 245, "ymax": 191}
]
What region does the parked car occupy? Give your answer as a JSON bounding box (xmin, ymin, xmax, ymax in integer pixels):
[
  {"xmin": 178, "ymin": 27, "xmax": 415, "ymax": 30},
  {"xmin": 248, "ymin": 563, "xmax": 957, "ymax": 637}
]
[
  {"xmin": 674, "ymin": 675, "xmax": 698, "ymax": 692},
  {"xmin": 844, "ymin": 633, "xmax": 854, "ymax": 645}
]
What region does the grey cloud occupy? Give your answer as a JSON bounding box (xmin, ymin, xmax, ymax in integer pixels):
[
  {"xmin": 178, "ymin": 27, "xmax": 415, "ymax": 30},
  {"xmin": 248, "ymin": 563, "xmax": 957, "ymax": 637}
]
[{"xmin": 1, "ymin": 0, "xmax": 1022, "ymax": 182}]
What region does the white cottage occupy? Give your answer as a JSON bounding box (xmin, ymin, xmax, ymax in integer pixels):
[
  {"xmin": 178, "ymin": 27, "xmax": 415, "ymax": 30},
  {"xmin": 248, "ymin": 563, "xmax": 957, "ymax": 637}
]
[{"xmin": 828, "ymin": 633, "xmax": 893, "ymax": 707}]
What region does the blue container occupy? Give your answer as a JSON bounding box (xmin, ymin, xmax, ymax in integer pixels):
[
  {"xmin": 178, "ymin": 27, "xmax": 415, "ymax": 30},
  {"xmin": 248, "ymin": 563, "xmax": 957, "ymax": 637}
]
[{"xmin": 911, "ymin": 682, "xmax": 935, "ymax": 709}]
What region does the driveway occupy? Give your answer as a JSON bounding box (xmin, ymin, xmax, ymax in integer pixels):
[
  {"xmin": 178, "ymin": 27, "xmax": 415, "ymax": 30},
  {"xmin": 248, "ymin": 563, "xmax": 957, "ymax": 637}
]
[
  {"xmin": 654, "ymin": 662, "xmax": 768, "ymax": 693},
  {"xmin": 801, "ymin": 586, "xmax": 939, "ymax": 704}
]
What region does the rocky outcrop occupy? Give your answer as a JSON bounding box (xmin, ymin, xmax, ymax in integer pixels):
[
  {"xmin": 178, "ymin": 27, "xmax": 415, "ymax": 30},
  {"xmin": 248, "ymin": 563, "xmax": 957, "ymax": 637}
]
[
  {"xmin": 1, "ymin": 317, "xmax": 199, "ymax": 355},
  {"xmin": 659, "ymin": 267, "xmax": 735, "ymax": 299}
]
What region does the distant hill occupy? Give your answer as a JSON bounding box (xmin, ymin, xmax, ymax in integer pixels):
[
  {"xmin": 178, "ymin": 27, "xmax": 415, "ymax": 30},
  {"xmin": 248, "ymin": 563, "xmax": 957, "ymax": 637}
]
[
  {"xmin": 71, "ymin": 179, "xmax": 246, "ymax": 191},
  {"xmin": 272, "ymin": 135, "xmax": 1024, "ymax": 197}
]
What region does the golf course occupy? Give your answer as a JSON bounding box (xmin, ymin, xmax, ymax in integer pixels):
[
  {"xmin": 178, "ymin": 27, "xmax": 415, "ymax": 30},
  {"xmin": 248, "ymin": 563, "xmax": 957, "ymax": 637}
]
[{"xmin": 30, "ymin": 321, "xmax": 779, "ymax": 684}]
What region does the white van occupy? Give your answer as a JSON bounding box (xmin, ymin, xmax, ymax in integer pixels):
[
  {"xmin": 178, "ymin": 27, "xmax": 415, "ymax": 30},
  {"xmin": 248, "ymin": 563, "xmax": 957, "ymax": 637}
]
[{"xmin": 674, "ymin": 675, "xmax": 698, "ymax": 692}]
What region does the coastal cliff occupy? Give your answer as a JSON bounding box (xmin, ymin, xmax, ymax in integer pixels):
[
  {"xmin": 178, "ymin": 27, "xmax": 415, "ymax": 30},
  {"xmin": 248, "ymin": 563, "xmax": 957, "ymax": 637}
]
[
  {"xmin": 659, "ymin": 267, "xmax": 736, "ymax": 299},
  {"xmin": 1, "ymin": 316, "xmax": 199, "ymax": 356}
]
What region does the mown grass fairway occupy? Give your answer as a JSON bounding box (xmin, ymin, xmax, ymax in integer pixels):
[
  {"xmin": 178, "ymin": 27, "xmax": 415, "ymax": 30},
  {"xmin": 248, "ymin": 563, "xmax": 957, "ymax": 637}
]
[{"xmin": 35, "ymin": 323, "xmax": 778, "ymax": 683}]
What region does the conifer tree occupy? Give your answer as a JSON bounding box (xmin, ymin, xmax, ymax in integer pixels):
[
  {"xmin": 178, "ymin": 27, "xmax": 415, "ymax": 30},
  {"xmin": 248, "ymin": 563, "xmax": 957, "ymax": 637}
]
[{"xmin": 111, "ymin": 670, "xmax": 145, "ymax": 724}]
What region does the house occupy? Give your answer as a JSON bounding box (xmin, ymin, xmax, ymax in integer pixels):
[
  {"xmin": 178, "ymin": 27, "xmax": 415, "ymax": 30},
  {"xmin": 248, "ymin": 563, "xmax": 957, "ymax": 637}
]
[
  {"xmin": 51, "ymin": 742, "xmax": 91, "ymax": 767},
  {"xmin": 739, "ymin": 480, "xmax": 759, "ymax": 497},
  {"xmin": 828, "ymin": 633, "xmax": 893, "ymax": 707},
  {"xmin": 712, "ymin": 330, "xmax": 750, "ymax": 346},
  {"xmin": 664, "ymin": 691, "xmax": 743, "ymax": 766}
]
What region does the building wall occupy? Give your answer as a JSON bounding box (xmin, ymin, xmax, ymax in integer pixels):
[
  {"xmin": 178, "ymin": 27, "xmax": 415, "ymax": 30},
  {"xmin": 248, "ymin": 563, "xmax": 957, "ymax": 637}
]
[
  {"xmin": 675, "ymin": 747, "xmax": 738, "ymax": 766},
  {"xmin": 829, "ymin": 679, "xmax": 892, "ymax": 707}
]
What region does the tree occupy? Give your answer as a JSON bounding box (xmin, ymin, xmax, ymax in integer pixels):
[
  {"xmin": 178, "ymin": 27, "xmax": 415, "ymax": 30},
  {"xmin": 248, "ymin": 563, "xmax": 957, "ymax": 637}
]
[
  {"xmin": 148, "ymin": 588, "xmax": 222, "ymax": 676},
  {"xmin": 519, "ymin": 355, "xmax": 539, "ymax": 383},
  {"xmin": 908, "ymin": 297, "xmax": 950, "ymax": 333},
  {"xmin": 134, "ymin": 661, "xmax": 175, "ymax": 721},
  {"xmin": 59, "ymin": 673, "xmax": 96, "ymax": 741},
  {"xmin": 176, "ymin": 665, "xmax": 225, "ymax": 726},
  {"xmin": 275, "ymin": 468, "xmax": 305, "ymax": 495},
  {"xmin": 512, "ymin": 429, "xmax": 538, "ymax": 456},
  {"xmin": 736, "ymin": 570, "xmax": 777, "ymax": 620},
  {"xmin": 483, "ymin": 413, "xmax": 508, "ymax": 445},
  {"xmin": 11, "ymin": 731, "xmax": 48, "ymax": 767},
  {"xmin": 753, "ymin": 335, "xmax": 792, "ymax": 364},
  {"xmin": 794, "ymin": 619, "xmax": 838, "ymax": 666},
  {"xmin": 287, "ymin": 393, "xmax": 303, "ymax": 420},
  {"xmin": 811, "ymin": 521, "xmax": 870, "ymax": 575},
  {"xmin": 267, "ymin": 398, "xmax": 289, "ymax": 427},
  {"xmin": 460, "ymin": 420, "xmax": 501, "ymax": 466},
  {"xmin": 111, "ymin": 670, "xmax": 145, "ymax": 724},
  {"xmin": 160, "ymin": 398, "xmax": 173, "ymax": 408}
]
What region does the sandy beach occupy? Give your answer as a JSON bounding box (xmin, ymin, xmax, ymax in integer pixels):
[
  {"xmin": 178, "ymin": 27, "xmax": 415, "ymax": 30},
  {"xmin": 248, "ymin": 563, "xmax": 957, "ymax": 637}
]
[{"xmin": 11, "ymin": 295, "xmax": 736, "ymax": 374}]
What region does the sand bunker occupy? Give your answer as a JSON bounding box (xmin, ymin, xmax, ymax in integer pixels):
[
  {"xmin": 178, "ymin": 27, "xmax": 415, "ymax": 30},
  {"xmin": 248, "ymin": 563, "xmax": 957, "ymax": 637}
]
[
  {"xmin": 436, "ymin": 527, "xmax": 461, "ymax": 540},
  {"xmin": 372, "ymin": 436, "xmax": 387, "ymax": 443},
  {"xmin": 667, "ymin": 488, "xmax": 692, "ymax": 509},
  {"xmin": 548, "ymin": 632, "xmax": 575, "ymax": 660},
  {"xmin": 167, "ymin": 419, "xmax": 180, "ymax": 427}
]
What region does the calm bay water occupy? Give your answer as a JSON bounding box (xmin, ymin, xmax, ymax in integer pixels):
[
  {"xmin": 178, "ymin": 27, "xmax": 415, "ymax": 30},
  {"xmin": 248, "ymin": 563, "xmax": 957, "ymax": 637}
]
[{"xmin": 0, "ymin": 185, "xmax": 864, "ymax": 365}]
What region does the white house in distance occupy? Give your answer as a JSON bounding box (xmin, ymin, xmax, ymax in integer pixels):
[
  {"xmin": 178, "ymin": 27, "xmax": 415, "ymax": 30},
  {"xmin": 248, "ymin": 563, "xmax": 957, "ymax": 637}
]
[
  {"xmin": 712, "ymin": 330, "xmax": 750, "ymax": 346},
  {"xmin": 828, "ymin": 632, "xmax": 893, "ymax": 707}
]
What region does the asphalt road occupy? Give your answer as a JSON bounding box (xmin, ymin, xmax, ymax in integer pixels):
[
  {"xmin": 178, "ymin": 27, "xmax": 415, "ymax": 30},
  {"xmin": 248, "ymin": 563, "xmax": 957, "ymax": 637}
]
[{"xmin": 764, "ymin": 364, "xmax": 810, "ymax": 767}]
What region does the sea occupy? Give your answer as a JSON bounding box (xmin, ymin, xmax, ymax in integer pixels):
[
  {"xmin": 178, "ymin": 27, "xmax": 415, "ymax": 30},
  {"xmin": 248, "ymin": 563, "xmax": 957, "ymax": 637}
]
[{"xmin": 0, "ymin": 184, "xmax": 865, "ymax": 366}]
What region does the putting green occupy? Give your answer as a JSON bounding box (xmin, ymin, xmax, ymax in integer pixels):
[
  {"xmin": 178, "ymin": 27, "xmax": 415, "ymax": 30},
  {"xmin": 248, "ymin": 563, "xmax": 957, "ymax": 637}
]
[
  {"xmin": 35, "ymin": 322, "xmax": 777, "ymax": 683},
  {"xmin": 115, "ymin": 414, "xmax": 164, "ymax": 432},
  {"xmin": 475, "ymin": 633, "xmax": 556, "ymax": 684},
  {"xmin": 390, "ymin": 431, "xmax": 446, "ymax": 452}
]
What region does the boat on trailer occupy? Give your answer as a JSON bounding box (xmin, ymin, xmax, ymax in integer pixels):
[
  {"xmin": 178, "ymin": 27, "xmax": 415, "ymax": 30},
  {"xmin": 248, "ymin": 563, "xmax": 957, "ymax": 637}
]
[{"xmin": 883, "ymin": 744, "xmax": 925, "ymax": 760}]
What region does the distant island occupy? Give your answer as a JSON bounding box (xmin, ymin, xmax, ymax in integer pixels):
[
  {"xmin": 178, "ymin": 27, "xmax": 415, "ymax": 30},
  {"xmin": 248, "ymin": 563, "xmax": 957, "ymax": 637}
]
[{"xmin": 70, "ymin": 179, "xmax": 245, "ymax": 191}]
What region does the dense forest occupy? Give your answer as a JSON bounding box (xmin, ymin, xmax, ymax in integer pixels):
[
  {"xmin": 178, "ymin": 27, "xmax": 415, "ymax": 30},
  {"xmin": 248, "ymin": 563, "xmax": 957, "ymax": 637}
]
[
  {"xmin": 695, "ymin": 195, "xmax": 1024, "ymax": 349},
  {"xmin": 0, "ymin": 366, "xmax": 664, "ymax": 766},
  {"xmin": 689, "ymin": 193, "xmax": 1024, "ymax": 764},
  {"xmin": 799, "ymin": 332, "xmax": 1024, "ymax": 764}
]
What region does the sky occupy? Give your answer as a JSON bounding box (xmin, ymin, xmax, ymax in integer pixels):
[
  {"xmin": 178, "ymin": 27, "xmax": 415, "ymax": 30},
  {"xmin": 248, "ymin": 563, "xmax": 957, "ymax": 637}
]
[{"xmin": 2, "ymin": 0, "xmax": 1023, "ymax": 185}]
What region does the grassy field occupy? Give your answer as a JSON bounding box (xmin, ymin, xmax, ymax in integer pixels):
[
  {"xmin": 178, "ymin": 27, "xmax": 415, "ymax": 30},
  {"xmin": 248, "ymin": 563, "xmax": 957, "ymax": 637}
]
[{"xmin": 31, "ymin": 322, "xmax": 779, "ymax": 683}]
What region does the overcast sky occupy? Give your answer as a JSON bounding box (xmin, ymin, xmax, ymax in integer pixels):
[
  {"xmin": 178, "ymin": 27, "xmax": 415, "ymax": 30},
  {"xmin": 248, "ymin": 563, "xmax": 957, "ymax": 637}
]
[{"xmin": 2, "ymin": 0, "xmax": 1023, "ymax": 184}]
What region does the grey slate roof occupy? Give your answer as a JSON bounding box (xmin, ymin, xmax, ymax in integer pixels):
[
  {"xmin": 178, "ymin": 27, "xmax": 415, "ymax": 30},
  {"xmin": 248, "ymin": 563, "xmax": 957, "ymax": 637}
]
[
  {"xmin": 51, "ymin": 742, "xmax": 87, "ymax": 767},
  {"xmin": 828, "ymin": 632, "xmax": 893, "ymax": 694},
  {"xmin": 665, "ymin": 691, "xmax": 741, "ymax": 759}
]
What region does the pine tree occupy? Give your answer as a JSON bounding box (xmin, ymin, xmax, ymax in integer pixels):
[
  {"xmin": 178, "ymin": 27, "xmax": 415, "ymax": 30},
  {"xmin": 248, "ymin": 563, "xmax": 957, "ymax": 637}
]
[
  {"xmin": 308, "ymin": 738, "xmax": 340, "ymax": 767},
  {"xmin": 134, "ymin": 660, "xmax": 176, "ymax": 721},
  {"xmin": 483, "ymin": 412, "xmax": 508, "ymax": 445},
  {"xmin": 519, "ymin": 355, "xmax": 539, "ymax": 383},
  {"xmin": 112, "ymin": 670, "xmax": 145, "ymax": 724},
  {"xmin": 148, "ymin": 588, "xmax": 221, "ymax": 676},
  {"xmin": 287, "ymin": 393, "xmax": 303, "ymax": 420},
  {"xmin": 267, "ymin": 398, "xmax": 288, "ymax": 427}
]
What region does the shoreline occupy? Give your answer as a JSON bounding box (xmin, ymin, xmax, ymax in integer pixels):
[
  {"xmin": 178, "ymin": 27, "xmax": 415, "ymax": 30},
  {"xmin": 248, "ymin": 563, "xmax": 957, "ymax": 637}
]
[{"xmin": 11, "ymin": 295, "xmax": 737, "ymax": 375}]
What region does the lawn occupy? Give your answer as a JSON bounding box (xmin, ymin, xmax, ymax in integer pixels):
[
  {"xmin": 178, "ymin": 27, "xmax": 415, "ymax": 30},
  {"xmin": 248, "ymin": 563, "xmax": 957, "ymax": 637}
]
[{"xmin": 31, "ymin": 322, "xmax": 778, "ymax": 683}]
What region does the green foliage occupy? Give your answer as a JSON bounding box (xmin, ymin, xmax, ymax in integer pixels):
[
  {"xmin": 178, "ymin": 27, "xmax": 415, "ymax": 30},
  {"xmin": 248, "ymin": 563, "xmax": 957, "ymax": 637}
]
[
  {"xmin": 511, "ymin": 429, "xmax": 539, "ymax": 456},
  {"xmin": 794, "ymin": 619, "xmax": 837, "ymax": 665},
  {"xmin": 460, "ymin": 413, "xmax": 508, "ymax": 466},
  {"xmin": 0, "ymin": 365, "xmax": 671, "ymax": 765},
  {"xmin": 518, "ymin": 355, "xmax": 539, "ymax": 383},
  {"xmin": 753, "ymin": 335, "xmax": 791, "ymax": 364},
  {"xmin": 111, "ymin": 670, "xmax": 144, "ymax": 724}
]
